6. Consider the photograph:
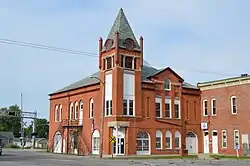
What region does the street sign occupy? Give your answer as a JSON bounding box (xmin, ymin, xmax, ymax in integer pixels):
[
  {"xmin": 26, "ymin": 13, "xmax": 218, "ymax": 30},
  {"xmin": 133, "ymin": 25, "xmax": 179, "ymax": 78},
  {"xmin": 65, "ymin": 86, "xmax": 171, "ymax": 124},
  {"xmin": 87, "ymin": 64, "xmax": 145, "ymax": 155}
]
[{"xmin": 110, "ymin": 136, "xmax": 116, "ymax": 143}]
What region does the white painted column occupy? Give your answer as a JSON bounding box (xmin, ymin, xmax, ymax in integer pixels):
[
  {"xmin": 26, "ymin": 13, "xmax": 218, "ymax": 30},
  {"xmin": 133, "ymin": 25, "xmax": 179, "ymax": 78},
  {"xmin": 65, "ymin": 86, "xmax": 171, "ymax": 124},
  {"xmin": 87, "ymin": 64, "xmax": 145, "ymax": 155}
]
[{"xmin": 116, "ymin": 125, "xmax": 118, "ymax": 155}]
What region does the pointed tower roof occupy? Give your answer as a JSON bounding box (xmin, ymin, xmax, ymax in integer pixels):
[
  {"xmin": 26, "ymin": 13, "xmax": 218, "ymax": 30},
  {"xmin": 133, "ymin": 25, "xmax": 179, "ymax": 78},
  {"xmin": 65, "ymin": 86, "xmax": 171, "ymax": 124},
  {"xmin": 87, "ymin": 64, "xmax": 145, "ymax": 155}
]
[{"xmin": 105, "ymin": 8, "xmax": 140, "ymax": 50}]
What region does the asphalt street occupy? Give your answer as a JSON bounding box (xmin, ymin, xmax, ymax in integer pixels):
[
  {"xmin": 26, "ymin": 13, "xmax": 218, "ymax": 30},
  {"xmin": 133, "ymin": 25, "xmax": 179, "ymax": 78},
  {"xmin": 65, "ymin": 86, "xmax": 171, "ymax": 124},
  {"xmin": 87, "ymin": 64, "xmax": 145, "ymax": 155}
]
[{"xmin": 0, "ymin": 149, "xmax": 250, "ymax": 166}]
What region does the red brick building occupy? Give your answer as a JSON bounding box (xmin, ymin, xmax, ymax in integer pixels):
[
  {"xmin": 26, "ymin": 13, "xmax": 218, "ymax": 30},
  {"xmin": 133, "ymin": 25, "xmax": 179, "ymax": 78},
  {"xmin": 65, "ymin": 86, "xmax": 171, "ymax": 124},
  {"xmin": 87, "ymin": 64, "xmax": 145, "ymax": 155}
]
[
  {"xmin": 198, "ymin": 74, "xmax": 250, "ymax": 156},
  {"xmin": 48, "ymin": 8, "xmax": 202, "ymax": 156}
]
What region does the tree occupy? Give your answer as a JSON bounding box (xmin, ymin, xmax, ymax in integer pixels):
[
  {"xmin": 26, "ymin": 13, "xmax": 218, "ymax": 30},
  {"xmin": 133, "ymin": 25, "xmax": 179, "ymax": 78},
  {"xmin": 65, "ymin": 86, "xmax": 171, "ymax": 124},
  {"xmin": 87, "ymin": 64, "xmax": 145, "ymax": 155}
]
[
  {"xmin": 0, "ymin": 105, "xmax": 21, "ymax": 137},
  {"xmin": 35, "ymin": 118, "xmax": 49, "ymax": 138}
]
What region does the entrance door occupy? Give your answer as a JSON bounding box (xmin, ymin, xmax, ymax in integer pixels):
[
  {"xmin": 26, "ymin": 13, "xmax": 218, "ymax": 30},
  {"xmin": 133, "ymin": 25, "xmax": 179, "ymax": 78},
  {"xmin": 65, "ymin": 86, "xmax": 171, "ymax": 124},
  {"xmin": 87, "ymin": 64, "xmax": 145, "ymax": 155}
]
[
  {"xmin": 113, "ymin": 138, "xmax": 125, "ymax": 155},
  {"xmin": 92, "ymin": 130, "xmax": 100, "ymax": 155},
  {"xmin": 212, "ymin": 130, "xmax": 218, "ymax": 154},
  {"xmin": 186, "ymin": 132, "xmax": 198, "ymax": 154},
  {"xmin": 112, "ymin": 127, "xmax": 125, "ymax": 155},
  {"xmin": 53, "ymin": 131, "xmax": 62, "ymax": 153},
  {"xmin": 203, "ymin": 131, "xmax": 209, "ymax": 154}
]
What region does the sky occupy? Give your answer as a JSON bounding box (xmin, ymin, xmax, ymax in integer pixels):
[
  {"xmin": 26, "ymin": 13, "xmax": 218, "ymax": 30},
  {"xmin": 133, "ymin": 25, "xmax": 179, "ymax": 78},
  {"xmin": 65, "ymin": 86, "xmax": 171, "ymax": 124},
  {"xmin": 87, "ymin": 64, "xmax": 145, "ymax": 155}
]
[{"xmin": 0, "ymin": 0, "xmax": 250, "ymax": 119}]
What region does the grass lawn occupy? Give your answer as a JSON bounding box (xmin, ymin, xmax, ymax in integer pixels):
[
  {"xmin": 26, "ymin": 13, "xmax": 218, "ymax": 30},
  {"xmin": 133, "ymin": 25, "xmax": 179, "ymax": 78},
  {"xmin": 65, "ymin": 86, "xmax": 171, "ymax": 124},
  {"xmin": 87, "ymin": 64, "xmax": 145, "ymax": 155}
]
[{"xmin": 210, "ymin": 154, "xmax": 250, "ymax": 160}]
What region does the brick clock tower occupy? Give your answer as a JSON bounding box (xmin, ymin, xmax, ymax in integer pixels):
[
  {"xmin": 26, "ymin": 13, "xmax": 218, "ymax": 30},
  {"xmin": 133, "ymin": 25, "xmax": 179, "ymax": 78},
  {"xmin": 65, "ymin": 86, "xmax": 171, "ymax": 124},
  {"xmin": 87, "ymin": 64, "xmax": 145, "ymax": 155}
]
[{"xmin": 98, "ymin": 8, "xmax": 143, "ymax": 155}]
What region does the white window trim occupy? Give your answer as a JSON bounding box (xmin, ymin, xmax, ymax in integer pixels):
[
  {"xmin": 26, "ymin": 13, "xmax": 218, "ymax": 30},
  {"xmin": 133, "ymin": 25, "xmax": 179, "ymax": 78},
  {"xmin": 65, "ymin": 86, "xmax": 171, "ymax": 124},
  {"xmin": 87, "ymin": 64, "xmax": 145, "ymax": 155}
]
[
  {"xmin": 164, "ymin": 79, "xmax": 171, "ymax": 91},
  {"xmin": 174, "ymin": 100, "xmax": 181, "ymax": 119},
  {"xmin": 221, "ymin": 130, "xmax": 227, "ymax": 148},
  {"xmin": 165, "ymin": 99, "xmax": 172, "ymax": 119},
  {"xmin": 90, "ymin": 99, "xmax": 94, "ymax": 118},
  {"xmin": 55, "ymin": 105, "xmax": 59, "ymax": 122},
  {"xmin": 123, "ymin": 97, "xmax": 135, "ymax": 116},
  {"xmin": 174, "ymin": 131, "xmax": 181, "ymax": 149},
  {"xmin": 155, "ymin": 97, "xmax": 162, "ymax": 118},
  {"xmin": 156, "ymin": 130, "xmax": 163, "ymax": 150},
  {"xmin": 70, "ymin": 103, "xmax": 74, "ymax": 120},
  {"xmin": 166, "ymin": 131, "xmax": 172, "ymax": 149},
  {"xmin": 105, "ymin": 100, "xmax": 112, "ymax": 116},
  {"xmin": 59, "ymin": 105, "xmax": 62, "ymax": 122},
  {"xmin": 234, "ymin": 129, "xmax": 240, "ymax": 149},
  {"xmin": 122, "ymin": 55, "xmax": 137, "ymax": 70},
  {"xmin": 211, "ymin": 98, "xmax": 216, "ymax": 116},
  {"xmin": 231, "ymin": 96, "xmax": 237, "ymax": 114},
  {"xmin": 203, "ymin": 99, "xmax": 208, "ymax": 116},
  {"xmin": 75, "ymin": 102, "xmax": 79, "ymax": 120}
]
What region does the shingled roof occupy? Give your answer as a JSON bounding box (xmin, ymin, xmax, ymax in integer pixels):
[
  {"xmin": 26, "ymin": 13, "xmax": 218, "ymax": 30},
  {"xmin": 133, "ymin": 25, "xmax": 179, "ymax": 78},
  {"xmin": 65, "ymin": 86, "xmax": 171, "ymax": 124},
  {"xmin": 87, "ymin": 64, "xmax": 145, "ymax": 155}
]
[
  {"xmin": 50, "ymin": 61, "xmax": 198, "ymax": 95},
  {"xmin": 103, "ymin": 8, "xmax": 140, "ymax": 51}
]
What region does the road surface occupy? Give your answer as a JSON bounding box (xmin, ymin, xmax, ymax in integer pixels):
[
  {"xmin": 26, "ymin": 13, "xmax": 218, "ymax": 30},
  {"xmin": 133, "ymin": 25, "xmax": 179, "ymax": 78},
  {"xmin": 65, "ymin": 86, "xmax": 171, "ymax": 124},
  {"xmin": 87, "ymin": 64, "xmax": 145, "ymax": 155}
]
[{"xmin": 0, "ymin": 149, "xmax": 250, "ymax": 166}]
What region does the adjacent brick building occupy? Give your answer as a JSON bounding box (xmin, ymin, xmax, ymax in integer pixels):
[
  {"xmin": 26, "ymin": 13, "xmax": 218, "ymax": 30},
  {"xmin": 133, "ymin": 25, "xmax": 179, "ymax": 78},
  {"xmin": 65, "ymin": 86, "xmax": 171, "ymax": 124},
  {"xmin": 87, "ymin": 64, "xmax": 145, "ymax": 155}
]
[
  {"xmin": 48, "ymin": 8, "xmax": 202, "ymax": 156},
  {"xmin": 198, "ymin": 74, "xmax": 250, "ymax": 156}
]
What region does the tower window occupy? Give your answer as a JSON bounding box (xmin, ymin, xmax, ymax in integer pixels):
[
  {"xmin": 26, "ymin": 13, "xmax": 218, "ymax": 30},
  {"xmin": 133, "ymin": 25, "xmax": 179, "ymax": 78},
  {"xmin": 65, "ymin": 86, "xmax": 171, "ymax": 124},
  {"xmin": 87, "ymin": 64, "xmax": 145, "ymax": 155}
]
[
  {"xmin": 121, "ymin": 55, "xmax": 124, "ymax": 67},
  {"xmin": 125, "ymin": 56, "xmax": 133, "ymax": 69},
  {"xmin": 134, "ymin": 58, "xmax": 137, "ymax": 69},
  {"xmin": 106, "ymin": 57, "xmax": 112, "ymax": 69}
]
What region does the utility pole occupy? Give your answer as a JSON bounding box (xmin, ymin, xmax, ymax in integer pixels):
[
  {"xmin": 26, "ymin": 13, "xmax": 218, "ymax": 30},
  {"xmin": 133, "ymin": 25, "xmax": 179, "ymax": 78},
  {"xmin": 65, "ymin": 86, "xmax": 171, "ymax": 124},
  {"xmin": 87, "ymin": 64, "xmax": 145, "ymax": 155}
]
[
  {"xmin": 32, "ymin": 111, "xmax": 37, "ymax": 149},
  {"xmin": 89, "ymin": 76, "xmax": 105, "ymax": 158},
  {"xmin": 20, "ymin": 93, "xmax": 25, "ymax": 149}
]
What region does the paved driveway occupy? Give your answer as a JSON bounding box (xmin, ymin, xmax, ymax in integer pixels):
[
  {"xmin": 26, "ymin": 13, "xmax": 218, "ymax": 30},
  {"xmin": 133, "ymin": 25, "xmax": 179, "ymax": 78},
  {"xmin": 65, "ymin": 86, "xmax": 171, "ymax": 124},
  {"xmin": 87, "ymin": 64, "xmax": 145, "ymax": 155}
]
[{"xmin": 0, "ymin": 149, "xmax": 250, "ymax": 166}]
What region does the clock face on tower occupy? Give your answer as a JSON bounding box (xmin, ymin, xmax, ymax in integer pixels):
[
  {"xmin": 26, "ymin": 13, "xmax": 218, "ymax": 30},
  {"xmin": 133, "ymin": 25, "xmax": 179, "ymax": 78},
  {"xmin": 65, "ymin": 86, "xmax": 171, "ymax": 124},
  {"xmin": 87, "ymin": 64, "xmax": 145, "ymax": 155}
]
[
  {"xmin": 124, "ymin": 38, "xmax": 134, "ymax": 50},
  {"xmin": 105, "ymin": 39, "xmax": 114, "ymax": 50}
]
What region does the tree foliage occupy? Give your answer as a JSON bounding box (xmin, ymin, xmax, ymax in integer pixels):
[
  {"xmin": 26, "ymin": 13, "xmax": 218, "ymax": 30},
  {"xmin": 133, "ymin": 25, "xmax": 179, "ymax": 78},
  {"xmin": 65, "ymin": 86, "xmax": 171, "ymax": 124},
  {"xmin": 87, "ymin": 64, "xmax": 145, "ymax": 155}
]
[{"xmin": 0, "ymin": 105, "xmax": 21, "ymax": 137}]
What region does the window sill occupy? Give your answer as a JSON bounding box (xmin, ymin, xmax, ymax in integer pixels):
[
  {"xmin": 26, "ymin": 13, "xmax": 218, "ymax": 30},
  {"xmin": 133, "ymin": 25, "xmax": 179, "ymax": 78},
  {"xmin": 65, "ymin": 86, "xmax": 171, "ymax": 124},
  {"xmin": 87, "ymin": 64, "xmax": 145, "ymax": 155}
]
[
  {"xmin": 165, "ymin": 117, "xmax": 172, "ymax": 119},
  {"xmin": 156, "ymin": 117, "xmax": 162, "ymax": 119},
  {"xmin": 174, "ymin": 118, "xmax": 181, "ymax": 120}
]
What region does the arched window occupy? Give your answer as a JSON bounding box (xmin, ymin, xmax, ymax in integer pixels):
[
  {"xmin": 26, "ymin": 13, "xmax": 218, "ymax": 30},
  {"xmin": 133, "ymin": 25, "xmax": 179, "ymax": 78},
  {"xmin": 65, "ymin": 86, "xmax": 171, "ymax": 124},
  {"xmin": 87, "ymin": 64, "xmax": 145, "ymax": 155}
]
[
  {"xmin": 156, "ymin": 130, "xmax": 162, "ymax": 149},
  {"xmin": 166, "ymin": 130, "xmax": 172, "ymax": 149},
  {"xmin": 70, "ymin": 102, "xmax": 74, "ymax": 120},
  {"xmin": 90, "ymin": 99, "xmax": 94, "ymax": 118},
  {"xmin": 175, "ymin": 131, "xmax": 181, "ymax": 149},
  {"xmin": 136, "ymin": 131, "xmax": 150, "ymax": 155},
  {"xmin": 59, "ymin": 105, "xmax": 62, "ymax": 122},
  {"xmin": 75, "ymin": 101, "xmax": 79, "ymax": 120},
  {"xmin": 164, "ymin": 79, "xmax": 171, "ymax": 90},
  {"xmin": 80, "ymin": 100, "xmax": 83, "ymax": 111},
  {"xmin": 55, "ymin": 105, "xmax": 59, "ymax": 122},
  {"xmin": 92, "ymin": 130, "xmax": 100, "ymax": 155}
]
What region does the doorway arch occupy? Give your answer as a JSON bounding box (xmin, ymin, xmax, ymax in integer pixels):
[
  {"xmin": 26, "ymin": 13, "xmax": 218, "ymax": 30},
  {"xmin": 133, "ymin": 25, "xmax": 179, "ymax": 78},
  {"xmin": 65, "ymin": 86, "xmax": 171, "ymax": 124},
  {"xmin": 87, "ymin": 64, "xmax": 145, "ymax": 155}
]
[
  {"xmin": 92, "ymin": 130, "xmax": 100, "ymax": 155},
  {"xmin": 136, "ymin": 131, "xmax": 151, "ymax": 155},
  {"xmin": 185, "ymin": 132, "xmax": 198, "ymax": 154},
  {"xmin": 53, "ymin": 131, "xmax": 62, "ymax": 153}
]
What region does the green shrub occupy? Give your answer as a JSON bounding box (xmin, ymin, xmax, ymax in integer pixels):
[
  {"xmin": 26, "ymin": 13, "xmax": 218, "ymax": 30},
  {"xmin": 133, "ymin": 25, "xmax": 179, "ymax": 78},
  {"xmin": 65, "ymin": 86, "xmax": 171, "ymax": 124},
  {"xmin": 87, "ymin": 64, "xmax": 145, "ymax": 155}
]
[{"xmin": 4, "ymin": 144, "xmax": 21, "ymax": 149}]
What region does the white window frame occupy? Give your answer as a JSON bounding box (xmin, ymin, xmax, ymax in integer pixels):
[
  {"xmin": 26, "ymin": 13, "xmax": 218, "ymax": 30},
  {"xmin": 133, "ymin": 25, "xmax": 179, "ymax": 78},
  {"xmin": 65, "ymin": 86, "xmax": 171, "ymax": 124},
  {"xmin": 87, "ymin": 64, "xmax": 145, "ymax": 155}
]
[
  {"xmin": 234, "ymin": 129, "xmax": 240, "ymax": 149},
  {"xmin": 231, "ymin": 96, "xmax": 237, "ymax": 114},
  {"xmin": 165, "ymin": 99, "xmax": 171, "ymax": 119},
  {"xmin": 121, "ymin": 55, "xmax": 137, "ymax": 70},
  {"xmin": 221, "ymin": 130, "xmax": 227, "ymax": 148},
  {"xmin": 166, "ymin": 130, "xmax": 172, "ymax": 149},
  {"xmin": 156, "ymin": 130, "xmax": 162, "ymax": 150},
  {"xmin": 74, "ymin": 102, "xmax": 79, "ymax": 120},
  {"xmin": 70, "ymin": 102, "xmax": 74, "ymax": 120},
  {"xmin": 174, "ymin": 100, "xmax": 181, "ymax": 119},
  {"xmin": 211, "ymin": 98, "xmax": 216, "ymax": 116},
  {"xmin": 123, "ymin": 98, "xmax": 135, "ymax": 116},
  {"xmin": 105, "ymin": 100, "xmax": 112, "ymax": 116},
  {"xmin": 55, "ymin": 105, "xmax": 59, "ymax": 122},
  {"xmin": 90, "ymin": 99, "xmax": 94, "ymax": 118},
  {"xmin": 164, "ymin": 79, "xmax": 171, "ymax": 91},
  {"xmin": 203, "ymin": 100, "xmax": 208, "ymax": 116},
  {"xmin": 174, "ymin": 131, "xmax": 181, "ymax": 149},
  {"xmin": 155, "ymin": 97, "xmax": 162, "ymax": 118},
  {"xmin": 59, "ymin": 105, "xmax": 62, "ymax": 122}
]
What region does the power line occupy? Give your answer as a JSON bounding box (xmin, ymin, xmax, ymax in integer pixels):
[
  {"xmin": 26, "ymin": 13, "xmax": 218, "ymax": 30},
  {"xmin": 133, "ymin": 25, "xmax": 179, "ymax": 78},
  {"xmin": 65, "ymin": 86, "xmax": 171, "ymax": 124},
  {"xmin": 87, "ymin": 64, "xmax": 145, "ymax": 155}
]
[
  {"xmin": 0, "ymin": 38, "xmax": 238, "ymax": 77},
  {"xmin": 0, "ymin": 38, "xmax": 98, "ymax": 57}
]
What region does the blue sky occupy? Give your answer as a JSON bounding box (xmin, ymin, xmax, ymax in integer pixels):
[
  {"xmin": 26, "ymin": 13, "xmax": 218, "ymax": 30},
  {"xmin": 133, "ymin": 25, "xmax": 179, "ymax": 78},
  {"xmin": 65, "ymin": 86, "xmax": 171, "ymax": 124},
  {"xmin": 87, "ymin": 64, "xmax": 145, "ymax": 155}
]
[{"xmin": 0, "ymin": 0, "xmax": 250, "ymax": 119}]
